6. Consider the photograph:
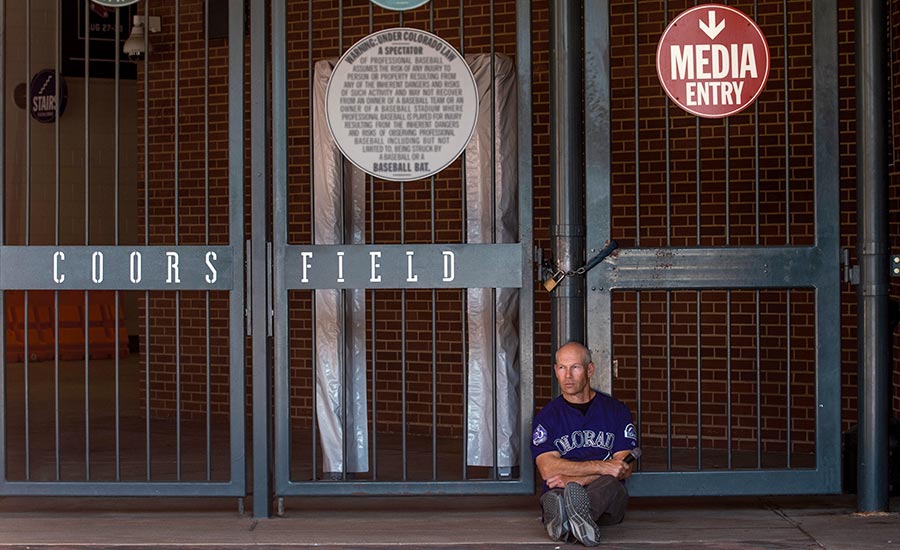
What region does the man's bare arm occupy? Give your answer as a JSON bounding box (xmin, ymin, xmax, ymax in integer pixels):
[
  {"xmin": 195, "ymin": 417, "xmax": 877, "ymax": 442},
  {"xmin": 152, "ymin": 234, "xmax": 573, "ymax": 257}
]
[{"xmin": 536, "ymin": 450, "xmax": 634, "ymax": 484}]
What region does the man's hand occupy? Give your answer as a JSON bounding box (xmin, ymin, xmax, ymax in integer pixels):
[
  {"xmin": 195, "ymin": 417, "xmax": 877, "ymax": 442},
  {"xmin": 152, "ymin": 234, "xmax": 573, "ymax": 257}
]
[{"xmin": 597, "ymin": 456, "xmax": 632, "ymax": 480}]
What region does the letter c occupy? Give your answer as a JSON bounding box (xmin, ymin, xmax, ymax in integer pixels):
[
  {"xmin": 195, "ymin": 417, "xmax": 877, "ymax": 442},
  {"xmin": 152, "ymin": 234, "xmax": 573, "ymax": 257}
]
[{"xmin": 53, "ymin": 251, "xmax": 65, "ymax": 283}]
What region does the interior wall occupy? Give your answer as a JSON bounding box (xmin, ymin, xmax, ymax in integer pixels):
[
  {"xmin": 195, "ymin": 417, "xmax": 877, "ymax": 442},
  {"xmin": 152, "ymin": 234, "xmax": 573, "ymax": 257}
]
[{"xmin": 3, "ymin": 0, "xmax": 138, "ymax": 334}]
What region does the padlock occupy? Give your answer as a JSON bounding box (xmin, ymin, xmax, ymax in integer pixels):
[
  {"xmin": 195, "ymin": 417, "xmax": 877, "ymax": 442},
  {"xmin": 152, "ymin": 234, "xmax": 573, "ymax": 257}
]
[{"xmin": 543, "ymin": 270, "xmax": 566, "ymax": 292}]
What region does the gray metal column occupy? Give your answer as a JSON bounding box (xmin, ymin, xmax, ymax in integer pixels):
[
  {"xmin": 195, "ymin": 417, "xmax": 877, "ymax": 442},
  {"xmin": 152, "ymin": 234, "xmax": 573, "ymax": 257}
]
[
  {"xmin": 584, "ymin": 1, "xmax": 612, "ymax": 393},
  {"xmin": 550, "ymin": 0, "xmax": 585, "ymax": 371},
  {"xmin": 251, "ymin": 0, "xmax": 271, "ymax": 518},
  {"xmin": 854, "ymin": 0, "xmax": 890, "ymax": 514}
]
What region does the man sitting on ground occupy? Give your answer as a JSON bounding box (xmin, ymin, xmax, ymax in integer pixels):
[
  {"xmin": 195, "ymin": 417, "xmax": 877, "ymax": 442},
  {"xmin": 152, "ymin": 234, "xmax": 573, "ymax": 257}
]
[{"xmin": 531, "ymin": 341, "xmax": 638, "ymax": 546}]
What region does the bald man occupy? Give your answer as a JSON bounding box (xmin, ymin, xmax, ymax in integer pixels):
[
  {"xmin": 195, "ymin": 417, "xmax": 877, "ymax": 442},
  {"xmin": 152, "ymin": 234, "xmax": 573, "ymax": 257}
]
[{"xmin": 531, "ymin": 342, "xmax": 638, "ymax": 546}]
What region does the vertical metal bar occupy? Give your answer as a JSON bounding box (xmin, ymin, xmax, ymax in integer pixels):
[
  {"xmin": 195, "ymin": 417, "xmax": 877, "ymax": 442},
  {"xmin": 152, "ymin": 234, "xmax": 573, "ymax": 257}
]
[
  {"xmin": 634, "ymin": 0, "xmax": 641, "ymax": 249},
  {"xmin": 338, "ymin": 0, "xmax": 348, "ymax": 485},
  {"xmin": 756, "ymin": 292, "xmax": 761, "ymax": 468},
  {"xmin": 228, "ymin": 0, "xmax": 248, "ymax": 502},
  {"xmin": 144, "ymin": 0, "xmax": 151, "ymax": 481},
  {"xmin": 204, "ymin": 0, "xmax": 212, "ymax": 482},
  {"xmin": 401, "ymin": 180, "xmax": 407, "ymax": 481},
  {"xmin": 725, "ymin": 126, "xmax": 730, "ymax": 245},
  {"xmin": 695, "ymin": 0, "xmax": 701, "ymax": 248},
  {"xmin": 307, "ymin": 0, "xmax": 318, "ymax": 482},
  {"xmin": 489, "ymin": 0, "xmax": 500, "ymax": 480},
  {"xmin": 666, "ymin": 292, "xmax": 671, "ymax": 471},
  {"xmin": 754, "ymin": 0, "xmax": 760, "ymax": 243},
  {"xmin": 696, "ymin": 291, "xmax": 702, "ymax": 469},
  {"xmin": 399, "ymin": 0, "xmax": 407, "ymax": 474},
  {"xmin": 783, "ymin": 0, "xmax": 791, "ymax": 244},
  {"xmin": 633, "ymin": 3, "xmax": 642, "ymax": 426},
  {"xmin": 855, "ymin": 0, "xmax": 889, "ymax": 512},
  {"xmin": 636, "ymin": 295, "xmax": 642, "ymax": 464},
  {"xmin": 250, "ymin": 0, "xmax": 270, "ymax": 518},
  {"xmin": 272, "ymin": 0, "xmax": 288, "ymax": 494},
  {"xmin": 459, "ymin": 0, "xmax": 468, "ymax": 482},
  {"xmin": 753, "ymin": 0, "xmax": 762, "ymax": 470},
  {"xmin": 174, "ymin": 0, "xmax": 182, "ymax": 482},
  {"xmin": 726, "ymin": 294, "xmax": 732, "ymax": 469},
  {"xmin": 368, "ymin": 0, "xmax": 376, "ymax": 484},
  {"xmin": 430, "ymin": 0, "xmax": 438, "ymax": 478},
  {"xmin": 370, "ymin": 223, "xmax": 377, "ymax": 480},
  {"xmin": 114, "ymin": 7, "xmax": 121, "ymax": 482},
  {"xmin": 515, "ymin": 0, "xmax": 535, "ymax": 483},
  {"xmin": 663, "ymin": 0, "xmax": 672, "ymax": 472},
  {"xmin": 83, "ymin": 0, "xmax": 91, "ymax": 481},
  {"xmin": 53, "ymin": 0, "xmax": 61, "ymax": 481},
  {"xmin": 693, "ymin": 0, "xmax": 702, "ymax": 464},
  {"xmin": 663, "ymin": 1, "xmax": 670, "ymax": 248},
  {"xmin": 84, "ymin": 289, "xmax": 90, "ymax": 479},
  {"xmin": 786, "ymin": 290, "xmax": 792, "ymax": 469},
  {"xmin": 24, "ymin": 0, "xmax": 32, "ymax": 481}
]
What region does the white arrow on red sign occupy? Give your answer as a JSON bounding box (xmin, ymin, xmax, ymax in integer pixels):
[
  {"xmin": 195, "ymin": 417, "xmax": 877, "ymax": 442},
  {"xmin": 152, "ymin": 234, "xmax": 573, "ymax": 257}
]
[
  {"xmin": 699, "ymin": 11, "xmax": 725, "ymax": 40},
  {"xmin": 656, "ymin": 4, "xmax": 770, "ymax": 118}
]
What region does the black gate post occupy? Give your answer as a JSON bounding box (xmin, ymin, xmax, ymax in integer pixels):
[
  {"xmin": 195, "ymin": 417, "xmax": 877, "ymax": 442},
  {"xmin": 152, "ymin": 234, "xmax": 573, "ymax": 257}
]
[
  {"xmin": 550, "ymin": 0, "xmax": 585, "ymax": 379},
  {"xmin": 855, "ymin": 0, "xmax": 890, "ymax": 514}
]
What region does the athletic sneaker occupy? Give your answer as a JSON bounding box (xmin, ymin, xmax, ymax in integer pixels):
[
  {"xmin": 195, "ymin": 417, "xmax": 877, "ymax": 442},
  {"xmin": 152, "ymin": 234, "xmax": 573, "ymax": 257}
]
[
  {"xmin": 540, "ymin": 489, "xmax": 570, "ymax": 542},
  {"xmin": 564, "ymin": 481, "xmax": 601, "ymax": 546}
]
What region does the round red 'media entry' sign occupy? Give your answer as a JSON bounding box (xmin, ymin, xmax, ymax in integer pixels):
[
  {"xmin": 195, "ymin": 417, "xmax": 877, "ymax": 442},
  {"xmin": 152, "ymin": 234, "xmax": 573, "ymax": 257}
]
[{"xmin": 656, "ymin": 4, "xmax": 769, "ymax": 118}]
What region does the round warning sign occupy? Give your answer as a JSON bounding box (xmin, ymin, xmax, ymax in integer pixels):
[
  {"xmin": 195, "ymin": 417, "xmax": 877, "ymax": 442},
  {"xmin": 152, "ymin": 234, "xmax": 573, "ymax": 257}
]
[
  {"xmin": 371, "ymin": 0, "xmax": 431, "ymax": 11},
  {"xmin": 656, "ymin": 4, "xmax": 770, "ymax": 118},
  {"xmin": 90, "ymin": 0, "xmax": 141, "ymax": 6},
  {"xmin": 326, "ymin": 28, "xmax": 478, "ymax": 182}
]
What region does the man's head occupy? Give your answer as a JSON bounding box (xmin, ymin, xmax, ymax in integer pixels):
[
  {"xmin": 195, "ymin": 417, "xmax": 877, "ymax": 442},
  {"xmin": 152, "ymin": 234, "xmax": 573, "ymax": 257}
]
[{"xmin": 554, "ymin": 341, "xmax": 595, "ymax": 403}]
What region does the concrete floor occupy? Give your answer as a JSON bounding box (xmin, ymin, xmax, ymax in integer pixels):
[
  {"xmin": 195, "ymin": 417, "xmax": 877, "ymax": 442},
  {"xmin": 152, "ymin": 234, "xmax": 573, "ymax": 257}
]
[{"xmin": 0, "ymin": 494, "xmax": 897, "ymax": 549}]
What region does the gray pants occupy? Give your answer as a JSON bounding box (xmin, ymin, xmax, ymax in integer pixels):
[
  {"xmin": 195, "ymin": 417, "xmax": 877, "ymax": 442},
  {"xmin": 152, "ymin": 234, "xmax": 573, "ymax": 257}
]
[{"xmin": 546, "ymin": 476, "xmax": 628, "ymax": 525}]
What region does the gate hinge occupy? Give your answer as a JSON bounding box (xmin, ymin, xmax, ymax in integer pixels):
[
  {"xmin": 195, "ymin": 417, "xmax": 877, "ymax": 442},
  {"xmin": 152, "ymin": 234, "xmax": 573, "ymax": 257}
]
[
  {"xmin": 842, "ymin": 249, "xmax": 859, "ymax": 285},
  {"xmin": 892, "ymin": 255, "xmax": 900, "ymax": 278}
]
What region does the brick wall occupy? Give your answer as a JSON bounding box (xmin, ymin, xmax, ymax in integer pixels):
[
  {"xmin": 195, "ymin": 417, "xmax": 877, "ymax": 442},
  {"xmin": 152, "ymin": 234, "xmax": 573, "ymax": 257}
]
[{"xmin": 137, "ymin": 0, "xmax": 233, "ymax": 419}]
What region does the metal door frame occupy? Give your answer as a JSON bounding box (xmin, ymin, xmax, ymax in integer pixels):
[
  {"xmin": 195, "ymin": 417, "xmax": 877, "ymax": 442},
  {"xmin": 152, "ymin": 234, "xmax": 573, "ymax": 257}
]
[
  {"xmin": 585, "ymin": 0, "xmax": 841, "ymax": 496},
  {"xmin": 264, "ymin": 0, "xmax": 535, "ymax": 503},
  {"xmin": 0, "ymin": 0, "xmax": 247, "ymax": 498}
]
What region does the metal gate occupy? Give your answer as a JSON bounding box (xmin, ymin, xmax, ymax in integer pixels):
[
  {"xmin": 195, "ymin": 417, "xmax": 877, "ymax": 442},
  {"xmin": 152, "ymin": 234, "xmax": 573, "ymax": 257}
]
[
  {"xmin": 2, "ymin": 0, "xmax": 843, "ymax": 507},
  {"xmin": 0, "ymin": 0, "xmax": 246, "ymax": 497},
  {"xmin": 586, "ymin": 0, "xmax": 841, "ymax": 495},
  {"xmin": 262, "ymin": 0, "xmax": 534, "ymax": 508}
]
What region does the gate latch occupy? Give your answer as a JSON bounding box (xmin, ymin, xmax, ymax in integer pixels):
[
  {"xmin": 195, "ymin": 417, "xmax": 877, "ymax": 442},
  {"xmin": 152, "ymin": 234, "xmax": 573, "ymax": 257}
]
[
  {"xmin": 842, "ymin": 249, "xmax": 859, "ymax": 285},
  {"xmin": 542, "ymin": 240, "xmax": 619, "ymax": 292},
  {"xmin": 842, "ymin": 250, "xmax": 900, "ymax": 282}
]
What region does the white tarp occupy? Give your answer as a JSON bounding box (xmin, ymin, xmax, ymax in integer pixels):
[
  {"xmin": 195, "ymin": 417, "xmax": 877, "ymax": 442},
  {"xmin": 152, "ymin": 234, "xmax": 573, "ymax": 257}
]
[
  {"xmin": 465, "ymin": 54, "xmax": 520, "ymax": 469},
  {"xmin": 313, "ymin": 59, "xmax": 369, "ymax": 475}
]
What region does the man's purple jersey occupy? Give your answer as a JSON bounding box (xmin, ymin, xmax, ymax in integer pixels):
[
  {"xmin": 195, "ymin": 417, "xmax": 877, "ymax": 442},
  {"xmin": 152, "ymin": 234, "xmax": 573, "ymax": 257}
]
[{"xmin": 531, "ymin": 391, "xmax": 637, "ymax": 491}]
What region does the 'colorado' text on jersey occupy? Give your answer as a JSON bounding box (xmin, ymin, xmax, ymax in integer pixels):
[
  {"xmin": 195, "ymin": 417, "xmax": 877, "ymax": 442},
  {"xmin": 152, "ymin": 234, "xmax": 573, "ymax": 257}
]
[{"xmin": 553, "ymin": 429, "xmax": 615, "ymax": 455}]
